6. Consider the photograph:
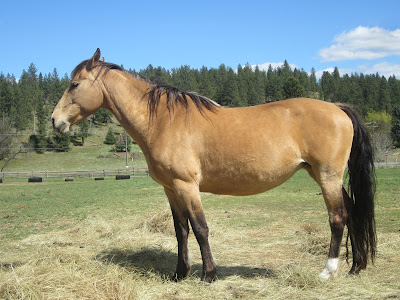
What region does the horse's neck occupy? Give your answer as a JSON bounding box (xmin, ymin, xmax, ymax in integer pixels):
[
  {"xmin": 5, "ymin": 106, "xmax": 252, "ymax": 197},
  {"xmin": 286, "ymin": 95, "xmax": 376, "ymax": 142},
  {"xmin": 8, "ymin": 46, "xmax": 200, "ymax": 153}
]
[{"xmin": 102, "ymin": 72, "xmax": 153, "ymax": 150}]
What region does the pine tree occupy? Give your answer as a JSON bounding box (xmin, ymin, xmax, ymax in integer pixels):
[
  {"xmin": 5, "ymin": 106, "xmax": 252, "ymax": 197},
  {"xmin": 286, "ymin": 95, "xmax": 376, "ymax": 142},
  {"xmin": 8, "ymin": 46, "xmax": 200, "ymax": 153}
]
[
  {"xmin": 171, "ymin": 65, "xmax": 199, "ymax": 92},
  {"xmin": 48, "ymin": 132, "xmax": 71, "ymax": 152},
  {"xmin": 73, "ymin": 119, "xmax": 90, "ymax": 146},
  {"xmin": 0, "ymin": 73, "xmax": 16, "ymax": 119},
  {"xmin": 215, "ymin": 64, "xmax": 228, "ymax": 104},
  {"xmin": 364, "ymin": 74, "xmax": 380, "ymax": 112},
  {"xmin": 331, "ymin": 67, "xmax": 341, "ymax": 102},
  {"xmin": 104, "ymin": 127, "xmax": 117, "ymax": 145},
  {"xmin": 279, "ymin": 60, "xmax": 292, "ymax": 79},
  {"xmin": 378, "ymin": 76, "xmax": 391, "ymax": 112},
  {"xmin": 112, "ymin": 132, "xmax": 132, "ymax": 152},
  {"xmin": 391, "ymin": 106, "xmax": 400, "ymax": 144},
  {"xmin": 265, "ymin": 65, "xmax": 282, "ymax": 101},
  {"xmin": 219, "ymin": 68, "xmax": 241, "ymax": 107},
  {"xmin": 236, "ymin": 65, "xmax": 248, "ymax": 105},
  {"xmin": 93, "ymin": 108, "xmax": 112, "ymax": 125},
  {"xmin": 388, "ymin": 76, "xmax": 400, "ymax": 111},
  {"xmin": 308, "ymin": 68, "xmax": 320, "ymax": 98},
  {"xmin": 283, "ymin": 77, "xmax": 304, "ymax": 99},
  {"xmin": 253, "ymin": 66, "xmax": 267, "ymax": 105},
  {"xmin": 198, "ymin": 66, "xmax": 215, "ymax": 100}
]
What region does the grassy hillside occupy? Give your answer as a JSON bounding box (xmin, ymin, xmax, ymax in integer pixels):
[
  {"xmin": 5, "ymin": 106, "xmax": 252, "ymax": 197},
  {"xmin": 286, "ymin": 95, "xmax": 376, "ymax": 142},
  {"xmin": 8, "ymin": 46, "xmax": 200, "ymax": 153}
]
[{"xmin": 2, "ymin": 123, "xmax": 148, "ymax": 172}]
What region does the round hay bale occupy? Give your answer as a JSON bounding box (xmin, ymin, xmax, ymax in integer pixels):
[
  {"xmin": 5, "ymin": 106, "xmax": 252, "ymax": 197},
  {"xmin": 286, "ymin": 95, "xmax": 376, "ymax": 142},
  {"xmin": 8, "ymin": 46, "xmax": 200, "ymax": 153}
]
[
  {"xmin": 116, "ymin": 174, "xmax": 130, "ymax": 180},
  {"xmin": 94, "ymin": 177, "xmax": 104, "ymax": 181},
  {"xmin": 65, "ymin": 178, "xmax": 74, "ymax": 182},
  {"xmin": 28, "ymin": 177, "xmax": 42, "ymax": 183}
]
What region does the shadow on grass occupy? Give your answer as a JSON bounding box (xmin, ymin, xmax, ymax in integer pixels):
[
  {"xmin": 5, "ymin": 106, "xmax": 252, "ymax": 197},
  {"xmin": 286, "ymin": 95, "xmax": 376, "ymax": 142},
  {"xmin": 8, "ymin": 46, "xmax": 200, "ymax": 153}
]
[
  {"xmin": 96, "ymin": 247, "xmax": 277, "ymax": 280},
  {"xmin": 0, "ymin": 261, "xmax": 24, "ymax": 271}
]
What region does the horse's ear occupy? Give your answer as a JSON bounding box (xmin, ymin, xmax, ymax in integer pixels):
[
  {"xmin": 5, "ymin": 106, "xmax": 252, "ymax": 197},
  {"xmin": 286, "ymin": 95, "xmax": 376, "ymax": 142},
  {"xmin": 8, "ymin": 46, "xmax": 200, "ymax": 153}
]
[
  {"xmin": 86, "ymin": 48, "xmax": 101, "ymax": 71},
  {"xmin": 100, "ymin": 57, "xmax": 105, "ymax": 62}
]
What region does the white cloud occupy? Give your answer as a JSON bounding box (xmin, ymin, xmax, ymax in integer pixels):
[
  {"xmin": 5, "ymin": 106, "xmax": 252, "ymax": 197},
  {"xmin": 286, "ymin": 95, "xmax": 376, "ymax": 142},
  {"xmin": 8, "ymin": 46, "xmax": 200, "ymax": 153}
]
[
  {"xmin": 319, "ymin": 26, "xmax": 400, "ymax": 62},
  {"xmin": 251, "ymin": 62, "xmax": 298, "ymax": 72},
  {"xmin": 356, "ymin": 62, "xmax": 400, "ymax": 77},
  {"xmin": 314, "ymin": 67, "xmax": 334, "ymax": 79},
  {"xmin": 314, "ymin": 67, "xmax": 354, "ymax": 79},
  {"xmin": 314, "ymin": 62, "xmax": 400, "ymax": 79}
]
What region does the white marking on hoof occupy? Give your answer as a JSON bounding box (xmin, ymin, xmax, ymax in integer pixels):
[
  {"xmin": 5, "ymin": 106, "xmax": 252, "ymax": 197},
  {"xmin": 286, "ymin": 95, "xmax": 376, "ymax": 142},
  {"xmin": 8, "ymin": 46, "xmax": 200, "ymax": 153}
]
[{"xmin": 319, "ymin": 258, "xmax": 339, "ymax": 280}]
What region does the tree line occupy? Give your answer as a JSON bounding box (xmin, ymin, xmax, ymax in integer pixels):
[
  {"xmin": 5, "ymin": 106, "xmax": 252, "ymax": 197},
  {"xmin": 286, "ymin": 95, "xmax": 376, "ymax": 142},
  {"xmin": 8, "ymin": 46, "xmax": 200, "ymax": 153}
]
[
  {"xmin": 1, "ymin": 60, "xmax": 400, "ymax": 166},
  {"xmin": 130, "ymin": 61, "xmax": 400, "ymax": 115}
]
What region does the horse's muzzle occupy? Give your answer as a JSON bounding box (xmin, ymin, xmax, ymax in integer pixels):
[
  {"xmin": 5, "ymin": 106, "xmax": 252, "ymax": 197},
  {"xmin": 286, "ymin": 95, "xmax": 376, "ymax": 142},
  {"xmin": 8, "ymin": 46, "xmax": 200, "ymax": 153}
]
[{"xmin": 52, "ymin": 118, "xmax": 69, "ymax": 134}]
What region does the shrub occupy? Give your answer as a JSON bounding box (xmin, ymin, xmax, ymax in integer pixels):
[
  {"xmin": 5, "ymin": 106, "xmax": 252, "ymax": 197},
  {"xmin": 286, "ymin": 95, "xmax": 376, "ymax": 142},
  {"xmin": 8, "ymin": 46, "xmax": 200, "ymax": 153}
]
[{"xmin": 104, "ymin": 128, "xmax": 116, "ymax": 145}]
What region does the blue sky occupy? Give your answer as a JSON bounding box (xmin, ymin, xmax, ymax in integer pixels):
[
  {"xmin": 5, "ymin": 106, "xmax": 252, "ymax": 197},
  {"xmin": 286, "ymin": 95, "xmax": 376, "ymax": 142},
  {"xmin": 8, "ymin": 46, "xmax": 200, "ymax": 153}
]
[{"xmin": 1, "ymin": 0, "xmax": 400, "ymax": 79}]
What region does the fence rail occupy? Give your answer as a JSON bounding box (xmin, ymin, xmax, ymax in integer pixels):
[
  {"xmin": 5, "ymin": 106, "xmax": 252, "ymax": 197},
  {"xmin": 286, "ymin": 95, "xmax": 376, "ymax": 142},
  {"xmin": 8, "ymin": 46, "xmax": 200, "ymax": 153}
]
[
  {"xmin": 374, "ymin": 161, "xmax": 400, "ymax": 168},
  {"xmin": 1, "ymin": 161, "xmax": 399, "ymax": 181},
  {"xmin": 0, "ymin": 168, "xmax": 149, "ymax": 180}
]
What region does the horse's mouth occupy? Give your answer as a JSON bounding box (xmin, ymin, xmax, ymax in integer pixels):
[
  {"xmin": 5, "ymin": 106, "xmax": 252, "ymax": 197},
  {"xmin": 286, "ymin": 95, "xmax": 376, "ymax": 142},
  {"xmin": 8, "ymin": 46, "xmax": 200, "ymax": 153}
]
[{"xmin": 52, "ymin": 118, "xmax": 70, "ymax": 134}]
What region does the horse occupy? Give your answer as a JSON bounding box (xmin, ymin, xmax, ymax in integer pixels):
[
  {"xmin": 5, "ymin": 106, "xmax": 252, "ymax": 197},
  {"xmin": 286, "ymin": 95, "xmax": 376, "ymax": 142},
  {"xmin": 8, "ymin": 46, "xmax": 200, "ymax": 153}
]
[{"xmin": 52, "ymin": 49, "xmax": 376, "ymax": 283}]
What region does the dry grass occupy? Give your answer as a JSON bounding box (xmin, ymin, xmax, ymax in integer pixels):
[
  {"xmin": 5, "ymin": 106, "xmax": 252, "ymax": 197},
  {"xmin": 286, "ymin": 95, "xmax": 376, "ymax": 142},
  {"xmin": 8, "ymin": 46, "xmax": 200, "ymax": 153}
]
[
  {"xmin": 1, "ymin": 169, "xmax": 400, "ymax": 299},
  {"xmin": 1, "ymin": 210, "xmax": 399, "ymax": 299}
]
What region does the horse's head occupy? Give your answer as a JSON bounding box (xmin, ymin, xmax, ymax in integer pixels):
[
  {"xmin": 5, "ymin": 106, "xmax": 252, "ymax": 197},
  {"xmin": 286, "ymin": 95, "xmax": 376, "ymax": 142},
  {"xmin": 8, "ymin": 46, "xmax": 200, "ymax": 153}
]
[{"xmin": 52, "ymin": 49, "xmax": 104, "ymax": 134}]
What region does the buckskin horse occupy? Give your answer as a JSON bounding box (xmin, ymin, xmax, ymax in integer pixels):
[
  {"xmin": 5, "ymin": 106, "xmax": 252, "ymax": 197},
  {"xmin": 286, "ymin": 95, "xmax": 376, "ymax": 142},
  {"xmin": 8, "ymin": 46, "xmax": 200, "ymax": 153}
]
[{"xmin": 52, "ymin": 49, "xmax": 376, "ymax": 282}]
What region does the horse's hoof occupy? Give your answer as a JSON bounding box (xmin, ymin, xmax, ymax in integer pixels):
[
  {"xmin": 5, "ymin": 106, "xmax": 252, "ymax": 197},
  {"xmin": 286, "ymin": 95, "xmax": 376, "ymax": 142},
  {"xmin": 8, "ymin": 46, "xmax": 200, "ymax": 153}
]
[
  {"xmin": 319, "ymin": 269, "xmax": 333, "ymax": 280},
  {"xmin": 349, "ymin": 263, "xmax": 366, "ymax": 275},
  {"xmin": 171, "ymin": 272, "xmax": 189, "ymax": 282},
  {"xmin": 201, "ymin": 271, "xmax": 217, "ymax": 283}
]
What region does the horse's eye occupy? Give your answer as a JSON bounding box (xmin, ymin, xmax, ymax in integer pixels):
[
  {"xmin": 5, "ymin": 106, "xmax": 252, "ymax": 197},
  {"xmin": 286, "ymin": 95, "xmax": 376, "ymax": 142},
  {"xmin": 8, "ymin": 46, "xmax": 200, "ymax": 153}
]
[{"xmin": 71, "ymin": 82, "xmax": 80, "ymax": 89}]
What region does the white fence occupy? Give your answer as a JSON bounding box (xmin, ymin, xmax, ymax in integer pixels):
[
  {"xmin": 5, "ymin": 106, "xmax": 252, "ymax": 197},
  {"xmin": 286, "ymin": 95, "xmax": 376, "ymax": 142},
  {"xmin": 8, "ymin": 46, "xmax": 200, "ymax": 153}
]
[{"xmin": 0, "ymin": 168, "xmax": 149, "ymax": 180}]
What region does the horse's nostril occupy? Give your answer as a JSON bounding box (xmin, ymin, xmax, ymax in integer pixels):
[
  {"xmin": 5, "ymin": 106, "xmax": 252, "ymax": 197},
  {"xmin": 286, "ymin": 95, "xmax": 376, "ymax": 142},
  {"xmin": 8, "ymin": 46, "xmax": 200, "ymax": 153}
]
[{"xmin": 52, "ymin": 118, "xmax": 55, "ymax": 128}]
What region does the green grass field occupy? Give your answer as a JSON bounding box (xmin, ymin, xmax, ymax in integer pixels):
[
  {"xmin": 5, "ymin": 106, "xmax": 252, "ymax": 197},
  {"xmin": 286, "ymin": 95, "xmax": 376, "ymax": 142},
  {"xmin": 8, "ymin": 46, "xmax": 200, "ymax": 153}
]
[
  {"xmin": 2, "ymin": 124, "xmax": 148, "ymax": 173},
  {"xmin": 1, "ymin": 169, "xmax": 399, "ymax": 299}
]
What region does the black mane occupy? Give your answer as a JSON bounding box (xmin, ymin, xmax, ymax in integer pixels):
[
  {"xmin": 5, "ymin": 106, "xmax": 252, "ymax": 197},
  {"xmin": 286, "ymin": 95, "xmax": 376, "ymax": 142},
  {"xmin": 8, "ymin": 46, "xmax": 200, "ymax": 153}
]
[
  {"xmin": 71, "ymin": 60, "xmax": 218, "ymax": 119},
  {"xmin": 147, "ymin": 85, "xmax": 218, "ymax": 120}
]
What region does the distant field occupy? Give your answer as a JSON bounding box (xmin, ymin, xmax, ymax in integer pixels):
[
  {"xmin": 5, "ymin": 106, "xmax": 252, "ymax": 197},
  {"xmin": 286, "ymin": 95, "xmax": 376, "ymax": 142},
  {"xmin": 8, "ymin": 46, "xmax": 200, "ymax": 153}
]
[
  {"xmin": 1, "ymin": 168, "xmax": 399, "ymax": 299},
  {"xmin": 2, "ymin": 124, "xmax": 148, "ymax": 172}
]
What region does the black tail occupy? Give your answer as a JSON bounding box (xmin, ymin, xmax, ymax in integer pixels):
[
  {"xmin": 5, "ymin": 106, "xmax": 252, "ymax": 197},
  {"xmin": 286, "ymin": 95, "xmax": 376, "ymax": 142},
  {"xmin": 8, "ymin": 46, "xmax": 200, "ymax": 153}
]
[{"xmin": 339, "ymin": 104, "xmax": 377, "ymax": 267}]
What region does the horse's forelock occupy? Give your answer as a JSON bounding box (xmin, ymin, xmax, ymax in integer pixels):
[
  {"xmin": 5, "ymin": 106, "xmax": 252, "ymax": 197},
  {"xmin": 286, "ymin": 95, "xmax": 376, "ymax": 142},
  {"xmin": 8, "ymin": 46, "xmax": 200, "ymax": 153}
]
[{"xmin": 70, "ymin": 60, "xmax": 124, "ymax": 79}]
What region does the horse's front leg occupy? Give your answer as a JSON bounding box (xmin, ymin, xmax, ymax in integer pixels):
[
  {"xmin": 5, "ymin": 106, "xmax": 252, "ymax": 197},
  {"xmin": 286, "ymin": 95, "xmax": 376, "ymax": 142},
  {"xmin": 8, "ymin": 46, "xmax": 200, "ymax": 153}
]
[
  {"xmin": 172, "ymin": 180, "xmax": 217, "ymax": 283},
  {"xmin": 164, "ymin": 187, "xmax": 191, "ymax": 281}
]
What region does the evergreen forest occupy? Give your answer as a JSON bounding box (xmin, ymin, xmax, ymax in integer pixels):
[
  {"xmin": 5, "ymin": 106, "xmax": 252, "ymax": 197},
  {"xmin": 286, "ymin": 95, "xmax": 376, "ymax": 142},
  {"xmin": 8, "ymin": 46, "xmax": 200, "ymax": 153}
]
[{"xmin": 1, "ymin": 60, "xmax": 400, "ymax": 167}]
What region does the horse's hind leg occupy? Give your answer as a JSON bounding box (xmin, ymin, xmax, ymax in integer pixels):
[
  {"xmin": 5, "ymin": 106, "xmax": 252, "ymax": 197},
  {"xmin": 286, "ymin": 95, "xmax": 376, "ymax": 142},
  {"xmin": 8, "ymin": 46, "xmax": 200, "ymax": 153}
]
[
  {"xmin": 305, "ymin": 166, "xmax": 348, "ymax": 279},
  {"xmin": 164, "ymin": 187, "xmax": 191, "ymax": 280},
  {"xmin": 321, "ymin": 181, "xmax": 349, "ymax": 279}
]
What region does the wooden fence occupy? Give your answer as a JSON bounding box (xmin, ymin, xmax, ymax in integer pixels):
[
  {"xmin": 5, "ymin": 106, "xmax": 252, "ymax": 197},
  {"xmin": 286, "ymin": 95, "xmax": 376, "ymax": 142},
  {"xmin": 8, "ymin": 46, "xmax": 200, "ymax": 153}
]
[
  {"xmin": 1, "ymin": 161, "xmax": 399, "ymax": 182},
  {"xmin": 0, "ymin": 168, "xmax": 149, "ymax": 180}
]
